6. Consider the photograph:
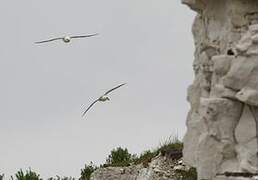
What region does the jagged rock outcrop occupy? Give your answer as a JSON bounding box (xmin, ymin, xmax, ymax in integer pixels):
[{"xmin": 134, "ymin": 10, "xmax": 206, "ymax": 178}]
[
  {"xmin": 182, "ymin": 0, "xmax": 258, "ymax": 179},
  {"xmin": 90, "ymin": 155, "xmax": 192, "ymax": 180}
]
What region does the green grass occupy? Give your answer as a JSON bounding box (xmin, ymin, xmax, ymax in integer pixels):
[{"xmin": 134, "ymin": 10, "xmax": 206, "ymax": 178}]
[
  {"xmin": 157, "ymin": 135, "xmax": 183, "ymax": 152},
  {"xmin": 12, "ymin": 168, "xmax": 42, "ymax": 180},
  {"xmin": 79, "ymin": 162, "xmax": 97, "ymax": 180},
  {"xmin": 104, "ymin": 147, "xmax": 133, "ymax": 167},
  {"xmin": 132, "ymin": 135, "xmax": 183, "ymax": 166},
  {"xmin": 132, "ymin": 150, "xmax": 157, "ymax": 166},
  {"xmin": 181, "ymin": 167, "xmax": 197, "ymax": 180}
]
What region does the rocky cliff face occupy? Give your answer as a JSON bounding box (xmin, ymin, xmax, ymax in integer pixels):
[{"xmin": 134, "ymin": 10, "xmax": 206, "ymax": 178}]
[
  {"xmin": 90, "ymin": 155, "xmax": 192, "ymax": 180},
  {"xmin": 182, "ymin": 0, "xmax": 258, "ymax": 179}
]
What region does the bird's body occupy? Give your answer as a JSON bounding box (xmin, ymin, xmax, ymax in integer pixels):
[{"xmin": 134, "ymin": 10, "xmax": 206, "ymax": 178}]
[
  {"xmin": 98, "ymin": 96, "xmax": 110, "ymax": 102},
  {"xmin": 63, "ymin": 36, "xmax": 71, "ymax": 43},
  {"xmin": 82, "ymin": 83, "xmax": 126, "ymax": 117},
  {"xmin": 35, "ymin": 33, "xmax": 98, "ymax": 44}
]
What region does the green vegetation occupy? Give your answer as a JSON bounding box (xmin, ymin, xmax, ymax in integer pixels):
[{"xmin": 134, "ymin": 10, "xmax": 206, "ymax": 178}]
[
  {"xmin": 105, "ymin": 147, "xmax": 132, "ymax": 167},
  {"xmin": 79, "ymin": 162, "xmax": 97, "ymax": 180},
  {"xmin": 157, "ymin": 135, "xmax": 183, "ymax": 153},
  {"xmin": 12, "ymin": 168, "xmax": 42, "ymax": 180},
  {"xmin": 132, "ymin": 135, "xmax": 183, "ymax": 166},
  {"xmin": 181, "ymin": 167, "xmax": 198, "ymax": 180},
  {"xmin": 132, "ymin": 150, "xmax": 156, "ymax": 166},
  {"xmin": 6, "ymin": 169, "xmax": 75, "ymax": 180},
  {"xmin": 1, "ymin": 136, "xmax": 197, "ymax": 180}
]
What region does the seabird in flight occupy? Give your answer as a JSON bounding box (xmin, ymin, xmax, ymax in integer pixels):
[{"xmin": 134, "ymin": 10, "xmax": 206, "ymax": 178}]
[
  {"xmin": 82, "ymin": 83, "xmax": 126, "ymax": 117},
  {"xmin": 35, "ymin": 33, "xmax": 98, "ymax": 44}
]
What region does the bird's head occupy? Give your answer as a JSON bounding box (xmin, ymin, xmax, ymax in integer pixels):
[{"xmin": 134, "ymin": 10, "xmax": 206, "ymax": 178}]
[{"xmin": 63, "ymin": 36, "xmax": 71, "ymax": 43}]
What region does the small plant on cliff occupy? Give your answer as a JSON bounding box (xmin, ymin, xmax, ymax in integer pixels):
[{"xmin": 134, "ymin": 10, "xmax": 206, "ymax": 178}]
[
  {"xmin": 132, "ymin": 150, "xmax": 156, "ymax": 167},
  {"xmin": 0, "ymin": 174, "xmax": 4, "ymax": 180},
  {"xmin": 14, "ymin": 168, "xmax": 42, "ymax": 180},
  {"xmin": 79, "ymin": 162, "xmax": 97, "ymax": 180},
  {"xmin": 181, "ymin": 167, "xmax": 197, "ymax": 180},
  {"xmin": 157, "ymin": 135, "xmax": 183, "ymax": 153},
  {"xmin": 105, "ymin": 147, "xmax": 132, "ymax": 167},
  {"xmin": 132, "ymin": 135, "xmax": 183, "ymax": 166}
]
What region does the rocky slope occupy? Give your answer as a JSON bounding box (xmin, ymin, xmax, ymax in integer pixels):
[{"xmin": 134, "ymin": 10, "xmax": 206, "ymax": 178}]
[{"xmin": 90, "ymin": 154, "xmax": 193, "ymax": 180}]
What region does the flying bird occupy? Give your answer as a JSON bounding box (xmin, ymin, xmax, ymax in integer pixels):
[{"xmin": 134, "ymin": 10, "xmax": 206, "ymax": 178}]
[
  {"xmin": 82, "ymin": 83, "xmax": 126, "ymax": 117},
  {"xmin": 35, "ymin": 33, "xmax": 98, "ymax": 44}
]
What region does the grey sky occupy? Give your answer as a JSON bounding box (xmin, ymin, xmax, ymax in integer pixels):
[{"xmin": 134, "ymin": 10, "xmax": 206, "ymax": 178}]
[{"xmin": 0, "ymin": 0, "xmax": 195, "ymax": 178}]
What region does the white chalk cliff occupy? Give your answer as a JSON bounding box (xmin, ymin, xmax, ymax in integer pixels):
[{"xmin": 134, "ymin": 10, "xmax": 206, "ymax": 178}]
[{"xmin": 182, "ymin": 0, "xmax": 258, "ymax": 179}]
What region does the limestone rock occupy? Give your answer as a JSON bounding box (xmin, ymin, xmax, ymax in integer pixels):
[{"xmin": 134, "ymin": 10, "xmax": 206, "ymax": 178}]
[
  {"xmin": 90, "ymin": 166, "xmax": 138, "ymax": 180},
  {"xmin": 90, "ymin": 156, "xmax": 192, "ymax": 180},
  {"xmin": 251, "ymin": 34, "xmax": 258, "ymax": 43},
  {"xmin": 182, "ymin": 0, "xmax": 258, "ymax": 179}
]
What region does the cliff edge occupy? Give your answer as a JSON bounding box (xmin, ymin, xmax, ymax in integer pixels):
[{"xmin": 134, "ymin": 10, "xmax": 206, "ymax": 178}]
[{"xmin": 90, "ymin": 155, "xmax": 193, "ymax": 180}]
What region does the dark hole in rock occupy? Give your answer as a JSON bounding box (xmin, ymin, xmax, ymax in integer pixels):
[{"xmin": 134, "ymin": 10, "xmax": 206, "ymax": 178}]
[{"xmin": 227, "ymin": 49, "xmax": 235, "ymax": 56}]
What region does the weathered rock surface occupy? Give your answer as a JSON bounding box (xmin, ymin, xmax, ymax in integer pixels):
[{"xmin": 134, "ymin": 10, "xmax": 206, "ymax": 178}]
[
  {"xmin": 182, "ymin": 0, "xmax": 258, "ymax": 179},
  {"xmin": 90, "ymin": 156, "xmax": 191, "ymax": 180}
]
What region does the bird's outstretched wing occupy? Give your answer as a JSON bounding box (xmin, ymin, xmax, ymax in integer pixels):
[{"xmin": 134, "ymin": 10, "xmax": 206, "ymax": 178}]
[
  {"xmin": 35, "ymin": 37, "xmax": 63, "ymax": 44},
  {"xmin": 70, "ymin": 33, "xmax": 99, "ymax": 39},
  {"xmin": 104, "ymin": 83, "xmax": 126, "ymax": 95},
  {"xmin": 82, "ymin": 99, "xmax": 100, "ymax": 117}
]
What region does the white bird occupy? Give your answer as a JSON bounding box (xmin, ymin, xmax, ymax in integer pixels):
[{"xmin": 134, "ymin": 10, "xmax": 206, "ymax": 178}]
[
  {"xmin": 82, "ymin": 83, "xmax": 126, "ymax": 117},
  {"xmin": 35, "ymin": 33, "xmax": 98, "ymax": 44}
]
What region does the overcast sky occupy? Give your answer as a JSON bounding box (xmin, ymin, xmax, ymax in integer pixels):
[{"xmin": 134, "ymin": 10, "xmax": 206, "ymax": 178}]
[{"xmin": 0, "ymin": 0, "xmax": 195, "ymax": 178}]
